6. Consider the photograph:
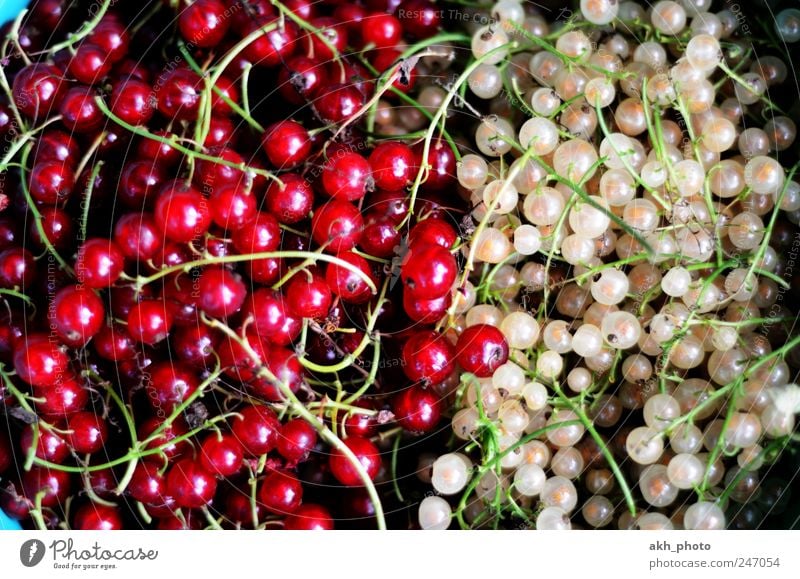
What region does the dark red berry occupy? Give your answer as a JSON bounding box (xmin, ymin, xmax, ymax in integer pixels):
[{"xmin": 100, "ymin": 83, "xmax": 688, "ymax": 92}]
[
  {"xmin": 88, "ymin": 19, "xmax": 129, "ymax": 63},
  {"xmin": 401, "ymin": 243, "xmax": 456, "ymax": 300},
  {"xmin": 393, "ymin": 385, "xmax": 441, "ymax": 433},
  {"xmin": 154, "ymin": 182, "xmax": 211, "ymax": 242},
  {"xmin": 52, "ymin": 285, "xmax": 105, "ymax": 347},
  {"xmin": 403, "ymin": 290, "xmax": 451, "ymax": 323},
  {"xmin": 325, "ymin": 251, "xmax": 375, "ymax": 304},
  {"xmin": 94, "ymin": 323, "xmax": 137, "ymax": 361},
  {"xmin": 322, "ymin": 151, "xmax": 373, "ymax": 201},
  {"xmin": 209, "ymin": 184, "xmax": 256, "ymax": 229},
  {"xmin": 244, "ymin": 289, "xmax": 301, "ymax": 346},
  {"xmin": 360, "ymin": 13, "xmax": 402, "ymax": 49},
  {"xmin": 369, "ymin": 141, "xmax": 415, "ymax": 190},
  {"xmin": 259, "ymin": 470, "xmax": 303, "ymax": 514},
  {"xmin": 66, "ymin": 411, "xmax": 107, "ymax": 454},
  {"xmin": 199, "ymin": 434, "xmax": 244, "ymax": 477},
  {"xmin": 68, "ymin": 44, "xmax": 112, "ymax": 85},
  {"xmin": 198, "ymin": 266, "xmax": 247, "ymax": 319},
  {"xmin": 304, "ymin": 17, "xmax": 347, "ymax": 60},
  {"xmin": 12, "ymin": 64, "xmax": 65, "ymax": 120},
  {"xmin": 113, "ymin": 213, "xmax": 162, "ymax": 261},
  {"xmin": 359, "ymin": 216, "xmax": 401, "ymax": 258},
  {"xmin": 172, "ymin": 324, "xmax": 219, "ymax": 368},
  {"xmin": 22, "ymin": 466, "xmax": 72, "ymax": 508},
  {"xmin": 20, "ymin": 424, "xmax": 69, "ymax": 464},
  {"xmin": 179, "ymin": 0, "xmax": 230, "ymax": 47},
  {"xmin": 59, "ymin": 86, "xmax": 103, "ymax": 133},
  {"xmin": 315, "ymin": 83, "xmax": 364, "ymax": 124},
  {"xmin": 110, "ymin": 77, "xmax": 154, "ymax": 125},
  {"xmin": 75, "ymin": 238, "xmax": 125, "ymax": 289},
  {"xmin": 232, "ymin": 405, "xmax": 281, "ymax": 457},
  {"xmin": 119, "ymin": 161, "xmax": 164, "ymax": 208},
  {"xmin": 30, "ymin": 207, "xmax": 74, "ymax": 251},
  {"xmin": 285, "ymin": 272, "xmax": 332, "ymax": 319},
  {"xmin": 277, "ymin": 418, "xmax": 317, "ymax": 463},
  {"xmin": 311, "ymin": 200, "xmax": 364, "ymax": 253},
  {"xmin": 329, "ymin": 436, "xmax": 381, "ymax": 486},
  {"xmin": 128, "ymin": 461, "xmax": 168, "ymax": 506},
  {"xmin": 241, "ymin": 18, "xmax": 297, "ymax": 67},
  {"xmin": 402, "ymin": 331, "xmax": 455, "ymax": 385},
  {"xmin": 144, "ymin": 362, "xmax": 199, "ymax": 413},
  {"xmin": 127, "ymin": 300, "xmax": 173, "ymax": 345},
  {"xmin": 166, "ymin": 458, "xmax": 217, "ymax": 508},
  {"xmin": 138, "ymin": 417, "xmax": 189, "ymax": 461},
  {"xmin": 264, "ymin": 173, "xmax": 313, "ymax": 224},
  {"xmin": 408, "ymin": 218, "xmax": 457, "ymax": 249},
  {"xmin": 28, "ymin": 161, "xmax": 74, "ymax": 204},
  {"xmin": 262, "ymin": 120, "xmax": 311, "ymax": 169},
  {"xmin": 278, "ymin": 55, "xmax": 326, "ymax": 104},
  {"xmin": 456, "ymin": 324, "xmax": 509, "ymax": 378},
  {"xmin": 157, "ymin": 68, "xmax": 203, "ymax": 121},
  {"xmin": 73, "ymin": 503, "xmax": 123, "ymax": 530},
  {"xmin": 35, "ymin": 376, "xmax": 88, "ymax": 418},
  {"xmin": 284, "ymin": 503, "xmax": 334, "ymax": 530},
  {"xmin": 0, "ymin": 248, "xmax": 36, "ymax": 289},
  {"xmin": 13, "ymin": 334, "xmax": 70, "ymax": 388}
]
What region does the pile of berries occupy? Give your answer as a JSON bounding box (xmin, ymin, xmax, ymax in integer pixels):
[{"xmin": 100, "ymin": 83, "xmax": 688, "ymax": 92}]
[
  {"xmin": 413, "ymin": 0, "xmax": 800, "ymax": 530},
  {"xmin": 0, "ymin": 0, "xmax": 798, "ymax": 531}
]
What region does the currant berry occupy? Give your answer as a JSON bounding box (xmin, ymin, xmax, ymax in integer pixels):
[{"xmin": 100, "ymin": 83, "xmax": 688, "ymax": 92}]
[
  {"xmin": 154, "ymin": 182, "xmax": 211, "ymax": 242},
  {"xmin": 284, "ymin": 504, "xmax": 334, "ymax": 530},
  {"xmin": 276, "ymin": 418, "xmax": 317, "ymax": 463},
  {"xmin": 73, "ymin": 503, "xmax": 123, "ymax": 530},
  {"xmin": 66, "ymin": 411, "xmax": 107, "ymax": 454},
  {"xmin": 110, "ymin": 77, "xmax": 154, "ymax": 125},
  {"xmin": 199, "ymin": 434, "xmax": 244, "ymax": 477},
  {"xmin": 400, "ymin": 244, "xmax": 457, "ymax": 300},
  {"xmin": 75, "ymin": 238, "xmax": 125, "ymax": 289},
  {"xmin": 393, "ymin": 385, "xmax": 441, "ymax": 433},
  {"xmin": 232, "ymin": 405, "xmax": 282, "ymax": 457},
  {"xmin": 285, "ymin": 271, "xmax": 332, "ymax": 319},
  {"xmin": 13, "ymin": 334, "xmax": 70, "ymax": 388},
  {"xmin": 197, "ymin": 266, "xmax": 247, "ymax": 319},
  {"xmin": 178, "ymin": 0, "xmax": 230, "ymax": 47},
  {"xmin": 166, "ymin": 459, "xmax": 217, "ymax": 508},
  {"xmin": 322, "ymin": 151, "xmax": 373, "ymax": 200},
  {"xmin": 325, "ymin": 251, "xmax": 375, "ymax": 304},
  {"xmin": 311, "ymin": 199, "xmax": 364, "ymax": 252},
  {"xmin": 315, "ymin": 83, "xmax": 364, "ymax": 123},
  {"xmin": 402, "ymin": 331, "xmax": 455, "ymax": 385},
  {"xmin": 52, "ymin": 285, "xmax": 105, "ymax": 347},
  {"xmin": 329, "ymin": 437, "xmax": 381, "ymax": 486},
  {"xmin": 259, "ymin": 470, "xmax": 303, "ymax": 515},
  {"xmin": 369, "ymin": 141, "xmax": 415, "ymax": 190},
  {"xmin": 126, "ymin": 300, "xmax": 173, "ymax": 345},
  {"xmin": 456, "ymin": 324, "xmax": 509, "ymax": 377},
  {"xmin": 144, "ymin": 362, "xmax": 199, "ymax": 413},
  {"xmin": 28, "ymin": 160, "xmax": 75, "ymax": 204},
  {"xmin": 265, "ymin": 173, "xmax": 314, "ymax": 224},
  {"xmin": 262, "ymin": 120, "xmax": 311, "ymax": 169}
]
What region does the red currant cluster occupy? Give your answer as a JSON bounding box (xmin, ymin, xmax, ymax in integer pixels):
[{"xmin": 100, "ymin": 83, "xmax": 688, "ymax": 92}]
[{"xmin": 0, "ymin": 0, "xmax": 469, "ymax": 531}]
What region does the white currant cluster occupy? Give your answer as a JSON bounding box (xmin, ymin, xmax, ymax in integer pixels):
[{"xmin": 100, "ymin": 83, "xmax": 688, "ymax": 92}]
[{"xmin": 417, "ymin": 0, "xmax": 799, "ymax": 530}]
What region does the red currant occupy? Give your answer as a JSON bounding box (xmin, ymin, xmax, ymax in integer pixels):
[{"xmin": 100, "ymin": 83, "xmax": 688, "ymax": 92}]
[
  {"xmin": 277, "ymin": 418, "xmax": 317, "ymax": 463},
  {"xmin": 166, "ymin": 458, "xmax": 217, "ymax": 508},
  {"xmin": 401, "ymin": 243, "xmax": 456, "ymax": 299},
  {"xmin": 232, "ymin": 405, "xmax": 282, "ymax": 457},
  {"xmin": 265, "ymin": 173, "xmax": 313, "ymax": 224},
  {"xmin": 13, "ymin": 334, "xmax": 70, "ymax": 388},
  {"xmin": 284, "ymin": 503, "xmax": 334, "ymax": 530},
  {"xmin": 52, "ymin": 285, "xmax": 105, "ymax": 347},
  {"xmin": 311, "ymin": 199, "xmax": 364, "ymax": 252},
  {"xmin": 322, "ymin": 151, "xmax": 373, "ymax": 200},
  {"xmin": 259, "ymin": 470, "xmax": 303, "ymax": 515},
  {"xmin": 75, "ymin": 238, "xmax": 125, "ymax": 289},
  {"xmin": 154, "ymin": 181, "xmax": 211, "ymax": 242},
  {"xmin": 402, "ymin": 331, "xmax": 455, "ymax": 385},
  {"xmin": 126, "ymin": 299, "xmax": 174, "ymax": 345},
  {"xmin": 285, "ymin": 271, "xmax": 332, "ymax": 319},
  {"xmin": 456, "ymin": 324, "xmax": 509, "ymax": 377},
  {"xmin": 325, "ymin": 251, "xmax": 375, "ymax": 304},
  {"xmin": 198, "ymin": 266, "xmax": 247, "ymax": 319},
  {"xmin": 329, "ymin": 436, "xmax": 381, "ymax": 486},
  {"xmin": 199, "ymin": 433, "xmax": 244, "ymax": 477},
  {"xmin": 262, "ymin": 120, "xmax": 311, "ymax": 169},
  {"xmin": 393, "ymin": 385, "xmax": 441, "ymax": 433},
  {"xmin": 66, "ymin": 411, "xmax": 107, "ymax": 454},
  {"xmin": 73, "ymin": 503, "xmax": 123, "ymax": 530},
  {"xmin": 144, "ymin": 362, "xmax": 199, "ymax": 413},
  {"xmin": 178, "ymin": 0, "xmax": 230, "ymax": 47},
  {"xmin": 369, "ymin": 141, "xmax": 415, "ymax": 190}
]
